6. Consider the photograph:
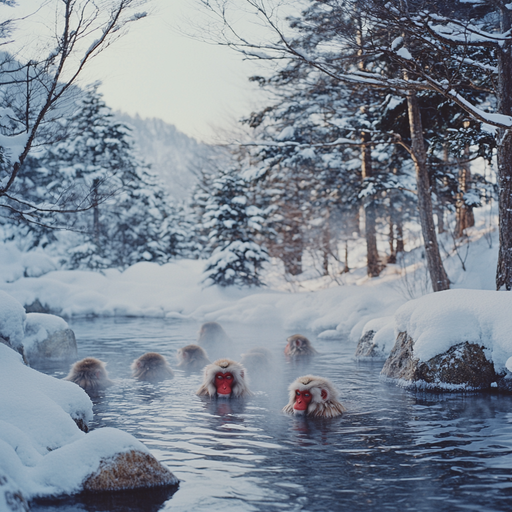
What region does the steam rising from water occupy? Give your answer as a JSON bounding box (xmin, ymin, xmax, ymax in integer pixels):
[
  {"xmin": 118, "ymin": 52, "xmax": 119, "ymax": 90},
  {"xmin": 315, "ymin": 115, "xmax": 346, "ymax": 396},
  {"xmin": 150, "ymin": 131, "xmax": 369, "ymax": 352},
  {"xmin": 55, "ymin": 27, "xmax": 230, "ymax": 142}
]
[{"xmin": 32, "ymin": 318, "xmax": 512, "ymax": 512}]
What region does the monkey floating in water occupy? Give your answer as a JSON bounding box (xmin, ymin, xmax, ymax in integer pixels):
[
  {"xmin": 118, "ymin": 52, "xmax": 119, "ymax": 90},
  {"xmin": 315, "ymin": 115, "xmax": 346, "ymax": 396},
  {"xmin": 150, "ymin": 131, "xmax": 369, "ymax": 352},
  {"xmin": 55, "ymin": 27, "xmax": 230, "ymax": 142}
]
[
  {"xmin": 282, "ymin": 375, "xmax": 346, "ymax": 418},
  {"xmin": 64, "ymin": 357, "xmax": 113, "ymax": 395},
  {"xmin": 196, "ymin": 358, "xmax": 252, "ymax": 398},
  {"xmin": 284, "ymin": 334, "xmax": 318, "ymax": 357},
  {"xmin": 197, "ymin": 322, "xmax": 232, "ymax": 346},
  {"xmin": 177, "ymin": 344, "xmax": 211, "ymax": 371},
  {"xmin": 131, "ymin": 352, "xmax": 174, "ymax": 383}
]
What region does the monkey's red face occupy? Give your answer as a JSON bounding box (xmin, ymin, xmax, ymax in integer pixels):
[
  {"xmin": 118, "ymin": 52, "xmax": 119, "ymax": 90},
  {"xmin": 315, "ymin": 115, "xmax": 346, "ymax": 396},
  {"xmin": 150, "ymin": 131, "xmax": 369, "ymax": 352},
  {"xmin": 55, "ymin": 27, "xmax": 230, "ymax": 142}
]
[
  {"xmin": 294, "ymin": 389, "xmax": 313, "ymax": 411},
  {"xmin": 214, "ymin": 372, "xmax": 234, "ymax": 396}
]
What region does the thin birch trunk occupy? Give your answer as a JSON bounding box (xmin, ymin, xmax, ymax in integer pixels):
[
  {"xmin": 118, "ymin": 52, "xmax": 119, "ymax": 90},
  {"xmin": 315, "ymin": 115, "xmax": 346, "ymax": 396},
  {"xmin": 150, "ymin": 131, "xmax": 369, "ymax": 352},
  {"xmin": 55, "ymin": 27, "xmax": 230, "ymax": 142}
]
[{"xmin": 406, "ymin": 91, "xmax": 450, "ymax": 291}]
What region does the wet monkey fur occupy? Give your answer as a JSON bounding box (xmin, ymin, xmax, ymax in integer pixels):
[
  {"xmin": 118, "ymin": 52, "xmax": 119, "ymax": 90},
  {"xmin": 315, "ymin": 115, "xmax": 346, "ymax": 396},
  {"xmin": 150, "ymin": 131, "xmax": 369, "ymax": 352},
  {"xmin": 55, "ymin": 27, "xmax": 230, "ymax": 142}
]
[
  {"xmin": 177, "ymin": 344, "xmax": 211, "ymax": 371},
  {"xmin": 197, "ymin": 322, "xmax": 232, "ymax": 346},
  {"xmin": 64, "ymin": 357, "xmax": 113, "ymax": 394},
  {"xmin": 282, "ymin": 375, "xmax": 346, "ymax": 418},
  {"xmin": 284, "ymin": 334, "xmax": 318, "ymax": 357},
  {"xmin": 131, "ymin": 352, "xmax": 174, "ymax": 382},
  {"xmin": 196, "ymin": 358, "xmax": 252, "ymax": 398}
]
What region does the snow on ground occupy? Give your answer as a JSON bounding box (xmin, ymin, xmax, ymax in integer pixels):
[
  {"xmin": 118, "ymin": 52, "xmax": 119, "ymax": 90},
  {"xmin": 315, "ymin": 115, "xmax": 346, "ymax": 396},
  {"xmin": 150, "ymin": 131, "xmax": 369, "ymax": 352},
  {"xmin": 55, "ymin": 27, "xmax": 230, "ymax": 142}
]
[
  {"xmin": 1, "ymin": 207, "xmax": 510, "ymax": 500},
  {"xmin": 0, "ymin": 214, "xmax": 500, "ymax": 344},
  {"xmin": 395, "ymin": 289, "xmax": 512, "ymax": 371},
  {"xmin": 0, "ymin": 341, "xmax": 159, "ymax": 500}
]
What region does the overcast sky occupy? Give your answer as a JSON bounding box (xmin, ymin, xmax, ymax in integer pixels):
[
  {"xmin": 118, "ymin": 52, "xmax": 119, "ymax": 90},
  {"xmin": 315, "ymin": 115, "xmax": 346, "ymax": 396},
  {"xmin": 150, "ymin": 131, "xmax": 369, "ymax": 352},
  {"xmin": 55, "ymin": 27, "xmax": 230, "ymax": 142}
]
[
  {"xmin": 7, "ymin": 0, "xmax": 266, "ymax": 143},
  {"xmin": 84, "ymin": 1, "xmax": 265, "ymax": 143}
]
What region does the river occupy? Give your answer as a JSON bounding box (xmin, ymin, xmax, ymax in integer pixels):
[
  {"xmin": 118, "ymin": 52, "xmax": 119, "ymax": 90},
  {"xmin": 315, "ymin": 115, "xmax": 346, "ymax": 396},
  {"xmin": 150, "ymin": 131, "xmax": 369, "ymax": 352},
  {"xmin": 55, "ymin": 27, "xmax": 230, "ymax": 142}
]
[{"xmin": 31, "ymin": 317, "xmax": 512, "ymax": 512}]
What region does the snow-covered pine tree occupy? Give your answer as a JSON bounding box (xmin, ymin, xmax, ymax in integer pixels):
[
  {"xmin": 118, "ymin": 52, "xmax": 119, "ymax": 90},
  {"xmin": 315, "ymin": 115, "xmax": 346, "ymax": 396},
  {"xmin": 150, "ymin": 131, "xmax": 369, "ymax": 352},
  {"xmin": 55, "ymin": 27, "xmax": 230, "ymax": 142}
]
[
  {"xmin": 29, "ymin": 85, "xmax": 174, "ymax": 269},
  {"xmin": 202, "ymin": 169, "xmax": 268, "ymax": 287},
  {"xmin": 160, "ymin": 202, "xmax": 203, "ymax": 259}
]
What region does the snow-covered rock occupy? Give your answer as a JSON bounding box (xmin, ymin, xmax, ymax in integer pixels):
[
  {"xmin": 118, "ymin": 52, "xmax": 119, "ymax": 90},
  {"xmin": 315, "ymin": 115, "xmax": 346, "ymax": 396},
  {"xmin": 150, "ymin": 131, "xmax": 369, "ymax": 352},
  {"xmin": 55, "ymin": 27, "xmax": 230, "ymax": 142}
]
[
  {"xmin": 83, "ymin": 448, "xmax": 178, "ymax": 492},
  {"xmin": 355, "ymin": 316, "xmax": 395, "ymax": 358},
  {"xmin": 379, "ymin": 289, "xmax": 512, "ymax": 391},
  {"xmin": 0, "ymin": 471, "xmax": 29, "ymax": 512},
  {"xmin": 381, "ymin": 332, "xmax": 498, "ymax": 391},
  {"xmin": 23, "ymin": 313, "xmax": 77, "ymax": 364},
  {"xmin": 0, "ymin": 344, "xmax": 178, "ymax": 499}
]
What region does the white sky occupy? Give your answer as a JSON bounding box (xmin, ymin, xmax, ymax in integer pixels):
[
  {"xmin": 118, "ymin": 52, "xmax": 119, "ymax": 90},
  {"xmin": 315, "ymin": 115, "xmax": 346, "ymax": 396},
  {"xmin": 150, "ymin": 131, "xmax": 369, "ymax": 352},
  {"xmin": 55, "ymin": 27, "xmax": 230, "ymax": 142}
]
[
  {"xmin": 5, "ymin": 0, "xmax": 267, "ymax": 143},
  {"xmin": 83, "ymin": 1, "xmax": 265, "ymax": 143}
]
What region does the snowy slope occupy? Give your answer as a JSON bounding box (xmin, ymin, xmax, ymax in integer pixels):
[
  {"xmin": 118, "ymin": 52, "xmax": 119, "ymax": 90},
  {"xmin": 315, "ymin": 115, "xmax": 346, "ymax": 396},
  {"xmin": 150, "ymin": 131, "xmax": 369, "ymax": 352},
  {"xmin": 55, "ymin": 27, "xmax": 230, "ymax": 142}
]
[{"xmin": 115, "ymin": 113, "xmax": 209, "ymax": 200}]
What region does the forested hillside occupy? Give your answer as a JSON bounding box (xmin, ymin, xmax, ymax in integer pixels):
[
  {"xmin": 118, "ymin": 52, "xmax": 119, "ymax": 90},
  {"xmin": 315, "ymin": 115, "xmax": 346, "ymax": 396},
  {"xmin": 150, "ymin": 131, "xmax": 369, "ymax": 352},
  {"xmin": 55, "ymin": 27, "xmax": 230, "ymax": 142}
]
[
  {"xmin": 0, "ymin": 0, "xmax": 509, "ymax": 293},
  {"xmin": 114, "ymin": 113, "xmax": 206, "ymax": 200}
]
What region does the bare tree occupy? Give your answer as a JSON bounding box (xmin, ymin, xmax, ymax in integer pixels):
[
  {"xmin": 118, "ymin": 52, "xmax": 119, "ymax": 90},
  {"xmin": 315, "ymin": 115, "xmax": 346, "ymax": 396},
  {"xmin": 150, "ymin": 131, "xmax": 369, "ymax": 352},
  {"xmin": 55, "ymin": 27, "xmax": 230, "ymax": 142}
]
[{"xmin": 0, "ymin": 0, "xmax": 147, "ymax": 224}]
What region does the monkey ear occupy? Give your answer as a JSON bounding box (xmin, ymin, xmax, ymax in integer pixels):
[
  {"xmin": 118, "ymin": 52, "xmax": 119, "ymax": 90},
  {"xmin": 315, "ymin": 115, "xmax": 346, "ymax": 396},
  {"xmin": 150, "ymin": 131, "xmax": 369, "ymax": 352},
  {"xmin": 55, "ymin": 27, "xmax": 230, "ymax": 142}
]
[
  {"xmin": 295, "ymin": 339, "xmax": 301, "ymax": 347},
  {"xmin": 95, "ymin": 370, "xmax": 102, "ymax": 379},
  {"xmin": 320, "ymin": 389, "xmax": 328, "ymax": 400},
  {"xmin": 240, "ymin": 370, "xmax": 245, "ymax": 379}
]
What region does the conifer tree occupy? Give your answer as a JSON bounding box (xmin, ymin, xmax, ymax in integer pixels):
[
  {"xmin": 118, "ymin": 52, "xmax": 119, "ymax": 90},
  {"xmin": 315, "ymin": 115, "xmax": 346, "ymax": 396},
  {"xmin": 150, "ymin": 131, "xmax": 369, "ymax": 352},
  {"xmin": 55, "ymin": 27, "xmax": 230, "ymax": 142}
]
[
  {"xmin": 203, "ymin": 169, "xmax": 268, "ymax": 287},
  {"xmin": 23, "ymin": 86, "xmax": 175, "ymax": 269}
]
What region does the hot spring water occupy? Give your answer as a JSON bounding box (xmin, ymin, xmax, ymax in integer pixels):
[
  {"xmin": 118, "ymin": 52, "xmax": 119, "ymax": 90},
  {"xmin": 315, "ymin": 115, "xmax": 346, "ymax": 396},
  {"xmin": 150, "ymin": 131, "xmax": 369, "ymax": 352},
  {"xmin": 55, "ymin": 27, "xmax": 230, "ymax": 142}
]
[{"xmin": 31, "ymin": 317, "xmax": 512, "ymax": 512}]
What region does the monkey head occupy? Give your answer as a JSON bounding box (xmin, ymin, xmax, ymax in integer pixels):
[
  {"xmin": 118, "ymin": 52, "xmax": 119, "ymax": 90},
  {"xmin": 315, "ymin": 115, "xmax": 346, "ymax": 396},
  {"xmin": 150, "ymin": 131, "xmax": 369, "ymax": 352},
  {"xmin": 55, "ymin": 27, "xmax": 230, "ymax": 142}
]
[
  {"xmin": 64, "ymin": 357, "xmax": 113, "ymax": 395},
  {"xmin": 197, "ymin": 322, "xmax": 231, "ymax": 346},
  {"xmin": 283, "ymin": 375, "xmax": 346, "ymax": 418},
  {"xmin": 196, "ymin": 358, "xmax": 252, "ymax": 398},
  {"xmin": 131, "ymin": 352, "xmax": 174, "ymax": 382},
  {"xmin": 284, "ymin": 334, "xmax": 318, "ymax": 357},
  {"xmin": 177, "ymin": 344, "xmax": 210, "ymax": 370}
]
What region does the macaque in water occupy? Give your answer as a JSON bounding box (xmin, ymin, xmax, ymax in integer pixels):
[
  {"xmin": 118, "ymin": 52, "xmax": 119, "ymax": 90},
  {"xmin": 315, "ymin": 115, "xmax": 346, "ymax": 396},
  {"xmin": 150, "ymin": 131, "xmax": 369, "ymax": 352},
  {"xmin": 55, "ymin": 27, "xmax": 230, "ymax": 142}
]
[
  {"xmin": 282, "ymin": 375, "xmax": 346, "ymax": 418},
  {"xmin": 131, "ymin": 352, "xmax": 174, "ymax": 382},
  {"xmin": 240, "ymin": 347, "xmax": 273, "ymax": 374},
  {"xmin": 64, "ymin": 357, "xmax": 113, "ymax": 394},
  {"xmin": 284, "ymin": 334, "xmax": 318, "ymax": 357},
  {"xmin": 177, "ymin": 344, "xmax": 211, "ymax": 371},
  {"xmin": 196, "ymin": 358, "xmax": 252, "ymax": 398},
  {"xmin": 197, "ymin": 322, "xmax": 232, "ymax": 347}
]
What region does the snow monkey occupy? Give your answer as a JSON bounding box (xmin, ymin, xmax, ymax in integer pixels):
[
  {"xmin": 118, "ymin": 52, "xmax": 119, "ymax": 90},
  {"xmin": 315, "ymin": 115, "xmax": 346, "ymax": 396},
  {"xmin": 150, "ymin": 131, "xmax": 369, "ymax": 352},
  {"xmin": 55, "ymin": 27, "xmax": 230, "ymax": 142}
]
[
  {"xmin": 240, "ymin": 347, "xmax": 273, "ymax": 373},
  {"xmin": 131, "ymin": 352, "xmax": 174, "ymax": 382},
  {"xmin": 64, "ymin": 357, "xmax": 113, "ymax": 395},
  {"xmin": 197, "ymin": 322, "xmax": 232, "ymax": 347},
  {"xmin": 177, "ymin": 344, "xmax": 211, "ymax": 371},
  {"xmin": 284, "ymin": 334, "xmax": 318, "ymax": 357},
  {"xmin": 283, "ymin": 375, "xmax": 346, "ymax": 418},
  {"xmin": 196, "ymin": 358, "xmax": 252, "ymax": 398}
]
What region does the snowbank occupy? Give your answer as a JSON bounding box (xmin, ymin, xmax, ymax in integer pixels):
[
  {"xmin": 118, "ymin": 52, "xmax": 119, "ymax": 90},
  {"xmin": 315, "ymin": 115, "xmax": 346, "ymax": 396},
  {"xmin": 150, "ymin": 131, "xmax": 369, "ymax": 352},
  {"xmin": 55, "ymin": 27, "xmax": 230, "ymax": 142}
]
[
  {"xmin": 0, "ymin": 343, "xmax": 168, "ymax": 499},
  {"xmin": 394, "ymin": 289, "xmax": 512, "ymax": 372},
  {"xmin": 0, "ymin": 290, "xmax": 25, "ymax": 350},
  {"xmin": 0, "ymin": 344, "xmax": 91, "ymax": 452},
  {"xmin": 0, "ymin": 259, "xmax": 407, "ymax": 341}
]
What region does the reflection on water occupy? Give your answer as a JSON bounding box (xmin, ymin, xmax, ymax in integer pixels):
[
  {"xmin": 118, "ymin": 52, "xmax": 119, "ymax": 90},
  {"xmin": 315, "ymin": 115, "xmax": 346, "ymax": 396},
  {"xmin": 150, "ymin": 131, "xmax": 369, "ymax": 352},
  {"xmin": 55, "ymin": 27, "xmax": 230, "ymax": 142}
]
[{"xmin": 30, "ymin": 317, "xmax": 512, "ymax": 512}]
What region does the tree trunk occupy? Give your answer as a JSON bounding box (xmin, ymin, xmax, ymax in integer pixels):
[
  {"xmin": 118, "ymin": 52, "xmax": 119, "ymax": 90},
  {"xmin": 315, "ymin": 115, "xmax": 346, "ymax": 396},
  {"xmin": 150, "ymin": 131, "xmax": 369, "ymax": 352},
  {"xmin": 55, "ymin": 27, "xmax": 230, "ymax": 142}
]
[
  {"xmin": 454, "ymin": 160, "xmax": 474, "ymax": 238},
  {"xmin": 436, "ymin": 145, "xmax": 449, "ymax": 234},
  {"xmin": 387, "ymin": 212, "xmax": 396, "ymax": 264},
  {"xmin": 496, "ymin": 7, "xmax": 512, "ymax": 290},
  {"xmin": 406, "ymin": 91, "xmax": 450, "ymax": 291},
  {"xmin": 361, "ymin": 131, "xmax": 381, "ymax": 277},
  {"xmin": 282, "ymin": 204, "xmax": 303, "ymax": 276},
  {"xmin": 92, "ymin": 178, "xmax": 100, "ymax": 245},
  {"xmin": 322, "ymin": 225, "xmax": 330, "ymax": 276},
  {"xmin": 436, "ymin": 204, "xmax": 445, "ymax": 234},
  {"xmin": 396, "ymin": 218, "xmax": 404, "ymax": 254},
  {"xmin": 343, "ymin": 239, "xmax": 349, "ymax": 273}
]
